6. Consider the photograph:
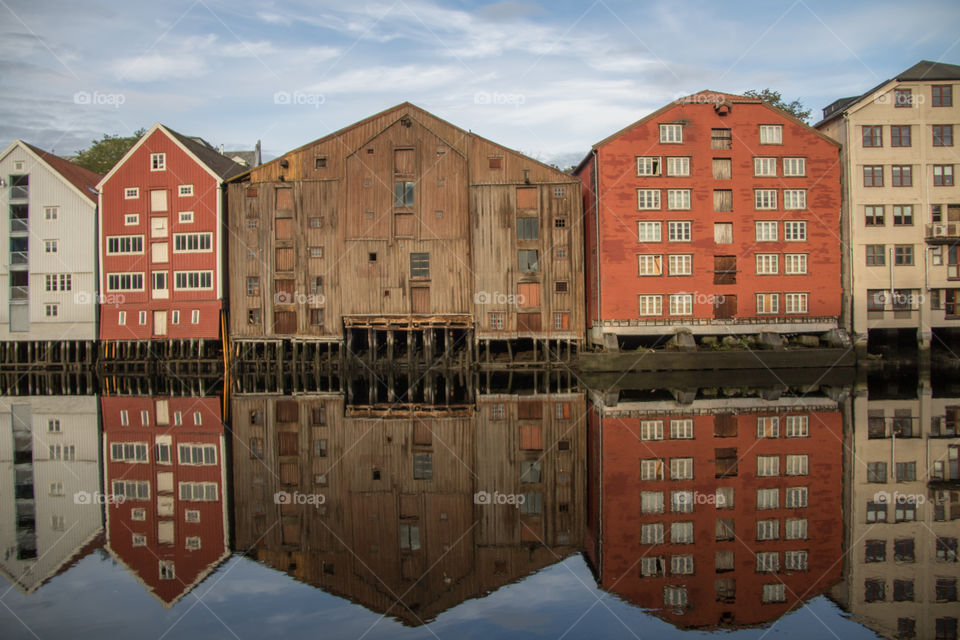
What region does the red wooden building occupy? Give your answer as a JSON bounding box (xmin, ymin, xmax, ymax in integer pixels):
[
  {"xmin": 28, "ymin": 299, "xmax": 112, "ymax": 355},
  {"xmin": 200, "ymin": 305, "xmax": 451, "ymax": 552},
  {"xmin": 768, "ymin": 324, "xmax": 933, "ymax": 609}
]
[
  {"xmin": 97, "ymin": 124, "xmax": 244, "ymax": 344},
  {"xmin": 101, "ymin": 396, "xmax": 229, "ymax": 607},
  {"xmin": 575, "ymin": 92, "xmax": 842, "ymax": 349}
]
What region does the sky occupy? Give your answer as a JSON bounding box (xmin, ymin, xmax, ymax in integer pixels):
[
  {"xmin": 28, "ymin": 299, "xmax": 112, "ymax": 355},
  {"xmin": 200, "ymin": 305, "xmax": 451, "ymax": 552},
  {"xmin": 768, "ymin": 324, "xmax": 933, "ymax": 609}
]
[{"xmin": 1, "ymin": 0, "xmax": 959, "ymax": 169}]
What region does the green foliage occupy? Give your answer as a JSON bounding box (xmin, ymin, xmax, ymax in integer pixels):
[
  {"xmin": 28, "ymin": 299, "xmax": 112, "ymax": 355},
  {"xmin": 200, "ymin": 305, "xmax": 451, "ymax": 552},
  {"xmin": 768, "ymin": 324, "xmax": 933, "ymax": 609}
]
[
  {"xmin": 743, "ymin": 89, "xmax": 812, "ymax": 123},
  {"xmin": 73, "ymin": 128, "xmax": 146, "ymax": 173}
]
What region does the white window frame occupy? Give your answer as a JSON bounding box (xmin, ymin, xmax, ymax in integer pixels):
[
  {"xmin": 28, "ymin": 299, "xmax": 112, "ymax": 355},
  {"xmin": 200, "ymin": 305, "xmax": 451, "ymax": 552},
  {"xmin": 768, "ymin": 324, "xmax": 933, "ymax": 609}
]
[
  {"xmin": 784, "ymin": 221, "xmax": 807, "ymax": 242},
  {"xmin": 44, "ymin": 206, "xmax": 59, "ymax": 220},
  {"xmin": 756, "ymin": 293, "xmax": 780, "ymax": 315},
  {"xmin": 173, "ymin": 270, "xmax": 213, "ymax": 291},
  {"xmin": 172, "ymin": 232, "xmax": 213, "ymax": 253},
  {"xmin": 106, "ymin": 272, "xmax": 145, "ymax": 292},
  {"xmin": 640, "ymin": 459, "xmax": 665, "ymax": 481},
  {"xmin": 754, "ymin": 157, "xmax": 776, "ymax": 176},
  {"xmin": 638, "ymin": 254, "xmax": 663, "ymax": 276},
  {"xmin": 671, "ymin": 555, "xmax": 694, "ymax": 575},
  {"xmin": 667, "ymin": 221, "xmax": 691, "ymax": 242},
  {"xmin": 755, "ymin": 221, "xmax": 778, "ymax": 242},
  {"xmin": 785, "ymin": 550, "xmax": 808, "ymax": 571},
  {"xmin": 785, "ymin": 518, "xmax": 808, "ymax": 540},
  {"xmin": 641, "ymin": 523, "xmax": 664, "ymax": 544},
  {"xmin": 670, "ymin": 418, "xmax": 693, "ymax": 439},
  {"xmin": 124, "ymin": 188, "xmax": 139, "ymax": 199},
  {"xmin": 785, "ymin": 415, "xmax": 809, "ymax": 437},
  {"xmin": 106, "ymin": 235, "xmax": 145, "ymax": 255},
  {"xmin": 755, "ymin": 189, "xmax": 778, "ymax": 210},
  {"xmin": 641, "ymin": 491, "xmax": 665, "ymax": 514},
  {"xmin": 178, "ymin": 185, "xmax": 193, "ymax": 197},
  {"xmin": 782, "ymin": 157, "xmax": 806, "ymax": 176},
  {"xmin": 785, "ymin": 253, "xmax": 807, "ymax": 275},
  {"xmin": 666, "ymin": 156, "xmax": 690, "ymax": 176},
  {"xmin": 670, "ymin": 521, "xmax": 694, "ymax": 544},
  {"xmin": 638, "ymin": 221, "xmax": 662, "ymax": 242},
  {"xmin": 757, "ymin": 519, "xmax": 779, "ymax": 541},
  {"xmin": 785, "ymin": 293, "xmax": 809, "ymax": 314},
  {"xmin": 756, "ymin": 253, "xmax": 779, "ymax": 275},
  {"xmin": 786, "ymin": 454, "xmax": 809, "ymax": 476},
  {"xmin": 757, "ymin": 455, "xmax": 780, "ymax": 477},
  {"xmin": 659, "ymin": 124, "xmax": 683, "ymax": 144},
  {"xmin": 667, "ymin": 189, "xmax": 691, "ymax": 210},
  {"xmin": 670, "ymin": 457, "xmax": 694, "ymax": 480},
  {"xmin": 759, "ymin": 125, "xmax": 783, "ymax": 144},
  {"xmin": 638, "ymin": 295, "xmax": 663, "ymax": 316},
  {"xmin": 669, "ymin": 293, "xmax": 693, "ymax": 316},
  {"xmin": 757, "ymin": 487, "xmax": 779, "ymax": 510},
  {"xmin": 150, "ymin": 153, "xmax": 166, "ymax": 171},
  {"xmin": 179, "ymin": 211, "xmax": 194, "ymax": 224},
  {"xmin": 757, "ymin": 416, "xmax": 780, "ymax": 438},
  {"xmin": 636, "ymin": 156, "xmax": 660, "ymax": 176},
  {"xmin": 124, "ymin": 214, "xmax": 139, "ymax": 226},
  {"xmin": 637, "ymin": 189, "xmax": 661, "ymax": 210},
  {"xmin": 786, "ymin": 487, "xmax": 809, "ymax": 508},
  {"xmin": 641, "ymin": 420, "xmax": 664, "ymax": 440},
  {"xmin": 668, "ymin": 254, "xmax": 692, "ymax": 276},
  {"xmin": 756, "ymin": 551, "xmax": 779, "ymax": 572},
  {"xmin": 783, "ymin": 189, "xmax": 807, "ymax": 210}
]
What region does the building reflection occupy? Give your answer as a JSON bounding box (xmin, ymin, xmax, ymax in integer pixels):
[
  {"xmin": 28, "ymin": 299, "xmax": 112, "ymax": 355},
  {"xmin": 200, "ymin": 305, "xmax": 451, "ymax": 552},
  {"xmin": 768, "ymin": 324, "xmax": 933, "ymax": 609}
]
[
  {"xmin": 585, "ymin": 370, "xmax": 849, "ymax": 629},
  {"xmin": 101, "ymin": 396, "xmax": 230, "ymax": 607},
  {"xmin": 230, "ymin": 371, "xmax": 585, "ymax": 625}
]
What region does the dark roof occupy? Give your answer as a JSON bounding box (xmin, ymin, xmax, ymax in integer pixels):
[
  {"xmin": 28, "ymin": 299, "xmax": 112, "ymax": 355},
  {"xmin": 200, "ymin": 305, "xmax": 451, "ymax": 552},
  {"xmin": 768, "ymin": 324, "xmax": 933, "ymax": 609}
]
[
  {"xmin": 224, "ymin": 150, "xmax": 258, "ymax": 167},
  {"xmin": 23, "ymin": 142, "xmax": 102, "ymax": 203},
  {"xmin": 164, "ymin": 127, "xmax": 247, "ymax": 180}
]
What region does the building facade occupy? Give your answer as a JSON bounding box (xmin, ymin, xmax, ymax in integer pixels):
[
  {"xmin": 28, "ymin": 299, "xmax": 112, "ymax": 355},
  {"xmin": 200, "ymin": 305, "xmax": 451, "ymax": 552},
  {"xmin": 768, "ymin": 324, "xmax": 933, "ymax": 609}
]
[
  {"xmin": 575, "ymin": 91, "xmax": 843, "ymax": 348},
  {"xmin": 97, "ymin": 124, "xmax": 244, "ymax": 344},
  {"xmin": 816, "ymin": 60, "xmax": 960, "ymax": 350},
  {"xmin": 0, "ymin": 141, "xmax": 100, "ymax": 352},
  {"xmin": 227, "ymin": 103, "xmax": 584, "ymax": 363}
]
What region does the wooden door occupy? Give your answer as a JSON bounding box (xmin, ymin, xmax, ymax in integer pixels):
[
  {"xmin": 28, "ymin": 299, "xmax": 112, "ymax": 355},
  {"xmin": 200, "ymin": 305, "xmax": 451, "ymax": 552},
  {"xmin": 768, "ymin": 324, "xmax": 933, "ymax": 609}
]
[
  {"xmin": 714, "ymin": 294, "xmax": 737, "ymax": 319},
  {"xmin": 151, "ymin": 217, "xmax": 168, "ymax": 238},
  {"xmin": 517, "ymin": 312, "xmax": 541, "ymax": 332},
  {"xmin": 153, "ymin": 310, "xmax": 167, "ymax": 336},
  {"xmin": 411, "ymin": 287, "xmax": 430, "ymax": 314},
  {"xmin": 151, "ymin": 242, "xmax": 168, "ymax": 263},
  {"xmin": 713, "ymin": 256, "xmax": 737, "ymax": 284}
]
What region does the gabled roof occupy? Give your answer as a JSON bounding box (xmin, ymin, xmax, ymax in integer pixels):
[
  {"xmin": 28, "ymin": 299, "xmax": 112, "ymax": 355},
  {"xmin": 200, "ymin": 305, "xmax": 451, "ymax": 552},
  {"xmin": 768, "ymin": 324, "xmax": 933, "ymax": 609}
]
[
  {"xmin": 816, "ymin": 59, "xmax": 960, "ymax": 127},
  {"xmin": 0, "ymin": 140, "xmax": 102, "ymax": 203}
]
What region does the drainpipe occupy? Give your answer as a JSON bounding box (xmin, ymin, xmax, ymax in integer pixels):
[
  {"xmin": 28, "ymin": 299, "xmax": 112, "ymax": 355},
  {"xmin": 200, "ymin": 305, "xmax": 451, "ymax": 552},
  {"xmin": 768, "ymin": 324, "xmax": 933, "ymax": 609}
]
[{"xmin": 592, "ymin": 149, "xmax": 601, "ymax": 343}]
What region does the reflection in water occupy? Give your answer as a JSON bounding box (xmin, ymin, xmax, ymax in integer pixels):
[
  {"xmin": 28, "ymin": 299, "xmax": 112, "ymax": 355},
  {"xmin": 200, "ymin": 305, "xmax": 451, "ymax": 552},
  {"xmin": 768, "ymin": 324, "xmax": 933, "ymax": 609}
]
[{"xmin": 0, "ymin": 366, "xmax": 956, "ymax": 638}]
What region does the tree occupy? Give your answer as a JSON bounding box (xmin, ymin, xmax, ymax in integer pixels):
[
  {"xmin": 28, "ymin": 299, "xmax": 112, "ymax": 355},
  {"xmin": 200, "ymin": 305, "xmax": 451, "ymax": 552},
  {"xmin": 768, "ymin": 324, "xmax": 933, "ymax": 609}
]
[
  {"xmin": 73, "ymin": 129, "xmax": 146, "ymax": 173},
  {"xmin": 743, "ymin": 89, "xmax": 812, "ymax": 123}
]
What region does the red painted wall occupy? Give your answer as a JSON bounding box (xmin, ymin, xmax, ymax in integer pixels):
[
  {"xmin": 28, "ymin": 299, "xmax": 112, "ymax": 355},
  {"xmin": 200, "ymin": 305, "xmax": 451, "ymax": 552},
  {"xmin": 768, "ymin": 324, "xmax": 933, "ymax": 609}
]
[
  {"xmin": 593, "ymin": 407, "xmax": 843, "ymax": 629},
  {"xmin": 102, "ymin": 397, "xmax": 227, "ymax": 604},
  {"xmin": 99, "ymin": 128, "xmax": 223, "ymax": 341},
  {"xmin": 576, "ymin": 96, "xmax": 842, "ymax": 327}
]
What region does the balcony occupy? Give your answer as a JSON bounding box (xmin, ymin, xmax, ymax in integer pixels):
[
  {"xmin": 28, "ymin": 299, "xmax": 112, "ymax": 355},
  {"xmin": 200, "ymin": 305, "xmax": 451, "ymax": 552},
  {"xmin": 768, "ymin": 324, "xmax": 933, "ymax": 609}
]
[
  {"xmin": 9, "ymin": 186, "xmax": 28, "ymax": 200},
  {"xmin": 10, "ymin": 251, "xmax": 28, "ymax": 266},
  {"xmin": 925, "ymin": 222, "xmax": 960, "ymax": 243},
  {"xmin": 10, "ymin": 218, "xmax": 28, "ymax": 234},
  {"xmin": 9, "ymin": 286, "xmax": 28, "ymax": 301}
]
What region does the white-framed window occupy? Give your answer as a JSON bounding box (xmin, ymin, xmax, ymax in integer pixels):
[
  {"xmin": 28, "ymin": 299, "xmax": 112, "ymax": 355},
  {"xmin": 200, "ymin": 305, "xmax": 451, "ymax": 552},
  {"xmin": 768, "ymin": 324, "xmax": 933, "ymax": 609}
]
[
  {"xmin": 786, "ymin": 486, "xmax": 808, "ymax": 508},
  {"xmin": 757, "ymin": 455, "xmax": 780, "ymax": 477},
  {"xmin": 638, "ymin": 221, "xmax": 662, "ymax": 242},
  {"xmin": 150, "ymin": 153, "xmax": 166, "ymax": 171},
  {"xmin": 159, "ymin": 560, "xmax": 175, "ymax": 580},
  {"xmin": 124, "ymin": 214, "xmax": 139, "ymax": 226},
  {"xmin": 664, "ymin": 586, "xmax": 688, "ymax": 606},
  {"xmin": 637, "ymin": 189, "xmax": 661, "ymax": 210},
  {"xmin": 670, "ymin": 418, "xmax": 693, "ymax": 439},
  {"xmin": 178, "ymin": 482, "xmax": 219, "ymax": 502},
  {"xmin": 785, "ymin": 415, "xmax": 809, "ymax": 437},
  {"xmin": 173, "ymin": 232, "xmax": 212, "ymax": 253},
  {"xmin": 44, "ymin": 206, "xmax": 59, "ymax": 220},
  {"xmin": 193, "ymin": 411, "xmax": 202, "ymax": 425},
  {"xmin": 178, "ymin": 185, "xmax": 193, "ymax": 197},
  {"xmin": 785, "ymin": 293, "xmax": 808, "ymax": 314},
  {"xmin": 48, "ymin": 444, "xmax": 75, "ymax": 460},
  {"xmin": 637, "ymin": 156, "xmax": 660, "ymax": 176},
  {"xmin": 754, "ymin": 157, "xmax": 777, "ymax": 176},
  {"xmin": 641, "ymin": 420, "xmax": 664, "ymax": 440},
  {"xmin": 783, "ymin": 189, "xmax": 807, "ymax": 210},
  {"xmin": 171, "ymin": 310, "xmax": 180, "ymax": 324},
  {"xmin": 785, "ymin": 253, "xmax": 807, "ymax": 274},
  {"xmin": 178, "ymin": 443, "xmax": 217, "ymax": 465},
  {"xmin": 185, "ymin": 510, "xmax": 200, "ymax": 523},
  {"xmin": 173, "ymin": 271, "xmax": 213, "ymax": 290},
  {"xmin": 785, "ymin": 518, "xmax": 808, "ymax": 540},
  {"xmin": 783, "ymin": 157, "xmax": 806, "ymax": 176},
  {"xmin": 670, "ymin": 458, "xmax": 694, "ymax": 480},
  {"xmin": 757, "ymin": 487, "xmax": 779, "ymax": 510},
  {"xmin": 640, "ymin": 459, "xmax": 665, "ymax": 481},
  {"xmin": 666, "ymin": 157, "xmax": 690, "ymax": 176},
  {"xmin": 641, "ymin": 491, "xmax": 665, "ymax": 514},
  {"xmin": 110, "ymin": 442, "xmax": 148, "ymax": 462},
  {"xmin": 759, "ymin": 125, "xmax": 783, "ymax": 144},
  {"xmin": 106, "ymin": 235, "xmax": 144, "ymax": 254},
  {"xmin": 716, "ymin": 487, "xmax": 734, "ymax": 509},
  {"xmin": 112, "ymin": 480, "xmax": 150, "ymax": 500},
  {"xmin": 179, "ymin": 211, "xmax": 194, "ymax": 223},
  {"xmin": 638, "ymin": 295, "xmax": 662, "ymax": 316},
  {"xmin": 757, "ymin": 519, "xmax": 779, "ymax": 541},
  {"xmin": 667, "ymin": 189, "xmax": 691, "ymax": 210},
  {"xmin": 667, "ymin": 221, "xmax": 691, "ymax": 242},
  {"xmin": 659, "ymin": 124, "xmax": 683, "ymax": 143},
  {"xmin": 44, "ymin": 239, "xmax": 58, "ymax": 253},
  {"xmin": 118, "ymin": 310, "xmax": 127, "ymax": 325},
  {"xmin": 756, "ymin": 253, "xmax": 779, "ymax": 275},
  {"xmin": 138, "ymin": 310, "xmax": 147, "ymax": 325},
  {"xmin": 756, "ymin": 551, "xmax": 779, "ymax": 572},
  {"xmin": 763, "ymin": 583, "xmax": 786, "ymax": 603},
  {"xmin": 106, "ymin": 272, "xmax": 145, "ymax": 292},
  {"xmin": 48, "ymin": 419, "xmax": 61, "ymax": 433},
  {"xmin": 784, "ymin": 221, "xmax": 807, "ymax": 241},
  {"xmin": 191, "ymin": 309, "xmax": 200, "ymax": 324},
  {"xmin": 756, "ymin": 293, "xmax": 779, "ymax": 314},
  {"xmin": 668, "ymin": 254, "xmax": 692, "ymax": 276},
  {"xmin": 785, "ymin": 550, "xmax": 808, "ymax": 571},
  {"xmin": 140, "ymin": 409, "xmax": 149, "ymax": 425},
  {"xmin": 44, "ymin": 304, "xmax": 58, "ymax": 317},
  {"xmin": 669, "ymin": 293, "xmax": 692, "ymax": 316},
  {"xmin": 641, "ymin": 556, "xmax": 665, "ymax": 576},
  {"xmin": 309, "ymin": 246, "xmax": 323, "ymax": 258},
  {"xmin": 672, "ymin": 490, "xmax": 694, "ymax": 512},
  {"xmin": 755, "ymin": 221, "xmax": 778, "ymax": 242},
  {"xmin": 132, "ymin": 533, "xmax": 148, "ymax": 547},
  {"xmin": 124, "ymin": 188, "xmax": 139, "ymax": 199},
  {"xmin": 757, "ymin": 416, "xmax": 780, "ymax": 438},
  {"xmin": 641, "ymin": 523, "xmax": 664, "ymax": 544},
  {"xmin": 173, "ymin": 411, "xmax": 183, "ymax": 425},
  {"xmin": 786, "ymin": 454, "xmax": 809, "ymax": 476},
  {"xmin": 671, "ymin": 555, "xmax": 694, "ymax": 575},
  {"xmin": 120, "ymin": 409, "xmax": 129, "ymax": 426},
  {"xmin": 185, "ymin": 537, "xmax": 201, "ymax": 550},
  {"xmin": 44, "ymin": 274, "xmax": 72, "ymax": 292},
  {"xmin": 671, "ymin": 521, "xmax": 694, "ymax": 544},
  {"xmin": 638, "ymin": 254, "xmax": 663, "ymax": 276},
  {"xmin": 755, "ymin": 189, "xmax": 778, "ymax": 210}
]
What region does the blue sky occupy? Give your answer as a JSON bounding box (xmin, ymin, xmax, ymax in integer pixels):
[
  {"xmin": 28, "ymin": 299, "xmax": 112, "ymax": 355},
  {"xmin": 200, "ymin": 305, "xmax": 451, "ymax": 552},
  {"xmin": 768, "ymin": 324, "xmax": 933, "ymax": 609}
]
[{"xmin": 2, "ymin": 0, "xmax": 959, "ymax": 167}]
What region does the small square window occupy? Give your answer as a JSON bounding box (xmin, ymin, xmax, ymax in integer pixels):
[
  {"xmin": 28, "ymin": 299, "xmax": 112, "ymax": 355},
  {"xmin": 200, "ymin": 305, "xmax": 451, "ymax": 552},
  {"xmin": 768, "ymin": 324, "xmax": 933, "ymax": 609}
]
[
  {"xmin": 178, "ymin": 185, "xmax": 193, "ymax": 197},
  {"xmin": 150, "ymin": 153, "xmax": 166, "ymax": 171},
  {"xmin": 315, "ymin": 157, "xmax": 327, "ymax": 169}
]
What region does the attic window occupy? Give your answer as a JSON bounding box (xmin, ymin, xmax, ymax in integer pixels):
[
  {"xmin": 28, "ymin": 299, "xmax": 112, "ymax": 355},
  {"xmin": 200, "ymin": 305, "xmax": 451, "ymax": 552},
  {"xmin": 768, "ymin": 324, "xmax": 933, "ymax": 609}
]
[
  {"xmin": 368, "ymin": 252, "xmax": 377, "ymax": 262},
  {"xmin": 366, "ymin": 148, "xmax": 375, "ymax": 154},
  {"xmin": 246, "ymin": 188, "xmax": 258, "ymax": 198},
  {"xmin": 489, "ymin": 157, "xmax": 503, "ymax": 169},
  {"xmin": 715, "ymin": 102, "xmax": 731, "ymax": 115},
  {"xmin": 437, "ymin": 145, "xmax": 446, "ymax": 155},
  {"xmin": 315, "ymin": 157, "xmax": 327, "ymax": 169}
]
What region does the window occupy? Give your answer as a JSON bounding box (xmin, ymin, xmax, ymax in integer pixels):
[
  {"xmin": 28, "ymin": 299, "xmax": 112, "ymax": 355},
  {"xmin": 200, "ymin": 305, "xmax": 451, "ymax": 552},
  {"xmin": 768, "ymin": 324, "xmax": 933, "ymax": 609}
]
[
  {"xmin": 112, "ymin": 480, "xmax": 150, "ymax": 501},
  {"xmin": 865, "ymin": 579, "xmax": 885, "ymax": 603},
  {"xmin": 669, "ymin": 294, "xmax": 692, "ymax": 316},
  {"xmin": 891, "ymin": 125, "xmax": 911, "ymax": 147},
  {"xmin": 517, "ymin": 249, "xmax": 538, "ymax": 272},
  {"xmin": 785, "ymin": 518, "xmax": 808, "ymax": 540},
  {"xmin": 48, "ymin": 419, "xmax": 60, "ymax": 433},
  {"xmin": 756, "ymin": 293, "xmax": 779, "ymax": 315},
  {"xmin": 934, "ymin": 124, "xmax": 954, "ymax": 146},
  {"xmin": 553, "ymin": 217, "xmax": 567, "ymax": 229},
  {"xmin": 782, "ymin": 157, "xmax": 806, "ymax": 176},
  {"xmin": 638, "ymin": 295, "xmax": 662, "ymax": 316},
  {"xmin": 670, "ymin": 419, "xmax": 693, "ymax": 439},
  {"xmin": 937, "ymin": 578, "xmax": 957, "ymax": 602},
  {"xmin": 867, "ymin": 461, "xmax": 887, "ymax": 482},
  {"xmin": 641, "ymin": 491, "xmax": 664, "ymax": 514},
  {"xmin": 894, "ymin": 538, "xmax": 915, "ymax": 562},
  {"xmin": 786, "ymin": 454, "xmax": 808, "ymax": 475},
  {"xmin": 896, "ymin": 462, "xmax": 917, "ymax": 482},
  {"xmin": 670, "ymin": 458, "xmax": 693, "ymax": 480},
  {"xmin": 410, "ymin": 252, "xmax": 430, "ymax": 278},
  {"xmin": 757, "ymin": 487, "xmax": 779, "ymax": 509},
  {"xmin": 934, "ymin": 165, "xmax": 955, "ymax": 186},
  {"xmin": 867, "ymin": 501, "xmax": 887, "ymax": 523},
  {"xmin": 637, "ymin": 156, "xmax": 660, "ymax": 176},
  {"xmin": 936, "ymin": 537, "xmax": 958, "ymax": 562},
  {"xmin": 42, "ymin": 303, "xmax": 57, "ymax": 317},
  {"xmin": 756, "ymin": 552, "xmax": 779, "ymax": 572},
  {"xmin": 667, "ymin": 189, "xmax": 690, "ymax": 210},
  {"xmin": 125, "ymin": 187, "xmax": 139, "ymax": 199},
  {"xmin": 863, "ymin": 125, "xmax": 883, "ymax": 147},
  {"xmin": 393, "ymin": 181, "xmax": 414, "ymax": 207},
  {"xmin": 413, "ymin": 453, "xmax": 433, "ymax": 480},
  {"xmin": 711, "ymin": 128, "xmax": 732, "ymax": 149},
  {"xmin": 517, "ymin": 217, "xmax": 539, "ymax": 240},
  {"xmin": 156, "ymin": 442, "xmax": 171, "ymax": 464},
  {"xmin": 933, "ymin": 85, "xmax": 953, "ymax": 107},
  {"xmin": 640, "ymin": 557, "xmax": 664, "ymax": 577},
  {"xmin": 110, "ymin": 442, "xmax": 148, "ymax": 462},
  {"xmin": 638, "ymin": 254, "xmax": 662, "ymax": 276},
  {"xmin": 865, "ymin": 205, "xmax": 885, "ymax": 226},
  {"xmin": 150, "ymin": 153, "xmax": 166, "ymax": 170},
  {"xmin": 178, "ymin": 482, "xmax": 219, "ymax": 502},
  {"xmin": 754, "ymin": 157, "xmax": 776, "ymax": 176},
  {"xmin": 178, "ymin": 444, "xmax": 217, "ymax": 465},
  {"xmin": 246, "ymin": 277, "xmax": 259, "ymax": 296},
  {"xmin": 641, "ymin": 420, "xmax": 664, "ymax": 440},
  {"xmin": 663, "ymin": 586, "xmax": 687, "ymax": 607},
  {"xmin": 785, "ymin": 254, "xmax": 807, "ymax": 275},
  {"xmin": 247, "ymin": 309, "xmax": 261, "ymax": 324},
  {"xmin": 757, "ymin": 416, "xmax": 779, "ymax": 437},
  {"xmin": 864, "ymin": 165, "xmax": 883, "ymax": 187},
  {"xmin": 865, "ymin": 539, "xmax": 886, "ymax": 562},
  {"xmin": 44, "ymin": 274, "xmax": 72, "ymax": 291},
  {"xmin": 785, "ymin": 293, "xmax": 808, "ymax": 314},
  {"xmin": 671, "ymin": 555, "xmax": 693, "ymax": 575},
  {"xmin": 671, "ymin": 521, "xmax": 694, "ymax": 544},
  {"xmin": 755, "ymin": 221, "xmax": 778, "ymax": 242},
  {"xmin": 124, "ymin": 213, "xmax": 138, "ymax": 226},
  {"xmin": 755, "ymin": 189, "xmax": 777, "ymax": 210},
  {"xmin": 667, "ymin": 221, "xmax": 691, "ymax": 242},
  {"xmin": 783, "ymin": 189, "xmax": 806, "ymax": 210},
  {"xmin": 894, "ymin": 245, "xmax": 914, "ymax": 266},
  {"xmin": 714, "ymin": 222, "xmax": 733, "ymax": 243},
  {"xmin": 487, "ymin": 312, "xmax": 505, "ymax": 330},
  {"xmin": 784, "ymin": 221, "xmax": 806, "ymax": 241},
  {"xmin": 107, "ymin": 273, "xmax": 144, "ymax": 291},
  {"xmin": 554, "ymin": 247, "xmax": 567, "ymax": 259},
  {"xmin": 659, "ymin": 124, "xmax": 682, "ymax": 143},
  {"xmin": 666, "ymin": 157, "xmax": 690, "ymax": 176},
  {"xmin": 637, "ymin": 189, "xmax": 661, "ymax": 210},
  {"xmin": 757, "ymin": 455, "xmax": 780, "ymax": 476},
  {"xmin": 178, "ymin": 185, "xmax": 193, "ymax": 197},
  {"xmin": 638, "ymin": 221, "xmax": 661, "ymax": 242},
  {"xmin": 759, "ymin": 125, "xmax": 782, "ymax": 144},
  {"xmin": 892, "ymin": 165, "xmax": 912, "ymax": 187},
  {"xmin": 763, "ymin": 584, "xmax": 786, "ymax": 603},
  {"xmin": 106, "ymin": 235, "xmax": 144, "ymax": 254},
  {"xmin": 894, "ymin": 88, "xmax": 912, "ymax": 107},
  {"xmin": 784, "ymin": 415, "xmax": 808, "ymax": 437},
  {"xmin": 668, "ymin": 254, "xmax": 692, "ymax": 276},
  {"xmin": 641, "ymin": 523, "xmax": 664, "ymax": 544},
  {"xmin": 866, "ymin": 245, "xmax": 886, "ymax": 267},
  {"xmin": 757, "ymin": 519, "xmax": 779, "ymax": 541},
  {"xmin": 640, "ymin": 459, "xmax": 664, "ymax": 481},
  {"xmin": 756, "ymin": 253, "xmax": 779, "ymax": 275},
  {"xmin": 173, "ymin": 232, "xmax": 212, "ymax": 252},
  {"xmin": 786, "ymin": 486, "xmax": 808, "ymax": 508},
  {"xmin": 173, "ymin": 271, "xmax": 213, "ymax": 290},
  {"xmin": 785, "ymin": 550, "xmax": 808, "ymax": 571},
  {"xmin": 309, "ymin": 217, "xmax": 322, "ymax": 228}
]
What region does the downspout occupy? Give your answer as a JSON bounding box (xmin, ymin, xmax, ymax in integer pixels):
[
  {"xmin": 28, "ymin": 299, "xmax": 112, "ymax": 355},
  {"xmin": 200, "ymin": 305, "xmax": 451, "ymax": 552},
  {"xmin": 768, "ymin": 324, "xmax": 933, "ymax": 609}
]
[{"xmin": 592, "ymin": 149, "xmax": 601, "ymax": 342}]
